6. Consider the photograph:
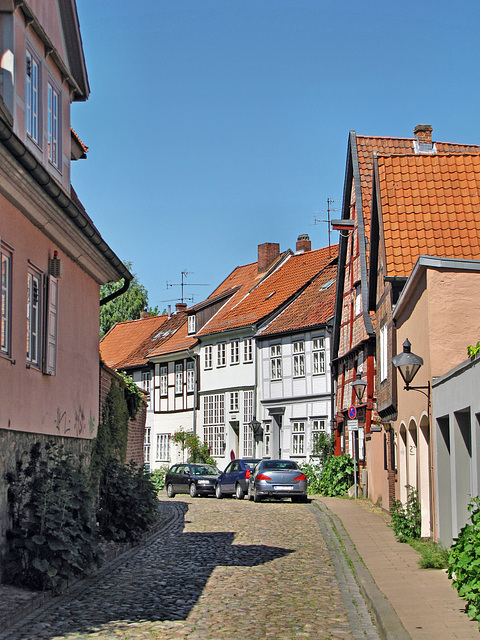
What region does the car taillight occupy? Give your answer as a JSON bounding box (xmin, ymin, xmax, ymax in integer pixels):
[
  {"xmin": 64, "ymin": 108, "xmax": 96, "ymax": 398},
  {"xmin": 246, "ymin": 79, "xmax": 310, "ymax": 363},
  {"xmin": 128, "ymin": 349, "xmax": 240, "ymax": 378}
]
[
  {"xmin": 294, "ymin": 474, "xmax": 306, "ymax": 482},
  {"xmin": 245, "ymin": 469, "xmax": 251, "ymax": 479},
  {"xmin": 256, "ymin": 473, "xmax": 271, "ymax": 481}
]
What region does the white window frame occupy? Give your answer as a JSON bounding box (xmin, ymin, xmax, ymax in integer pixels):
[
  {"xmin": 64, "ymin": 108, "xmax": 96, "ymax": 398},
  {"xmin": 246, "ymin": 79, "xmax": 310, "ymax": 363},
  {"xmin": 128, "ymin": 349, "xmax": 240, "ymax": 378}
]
[
  {"xmin": 203, "ymin": 394, "xmax": 225, "ymax": 457},
  {"xmin": 204, "ymin": 345, "xmax": 213, "ymax": 369},
  {"xmin": 160, "ymin": 365, "xmax": 168, "ymax": 396},
  {"xmin": 312, "ymin": 418, "xmax": 327, "ymax": 450},
  {"xmin": 264, "ymin": 422, "xmax": 271, "ymax": 457},
  {"xmin": 355, "ymin": 285, "xmax": 362, "ymax": 317},
  {"xmin": 175, "ymin": 362, "xmax": 183, "ymax": 394},
  {"xmin": 27, "ymin": 269, "xmax": 42, "ymax": 367},
  {"xmin": 244, "ymin": 338, "xmax": 253, "ymax": 363},
  {"xmin": 293, "ymin": 340, "xmax": 305, "ymax": 377},
  {"xmin": 26, "ymin": 49, "xmax": 40, "ymax": 144},
  {"xmin": 270, "ymin": 344, "xmax": 282, "ymax": 380},
  {"xmin": 230, "ymin": 340, "xmax": 239, "ymax": 365},
  {"xmin": 313, "ymin": 337, "xmax": 326, "ymax": 375},
  {"xmin": 144, "ymin": 427, "xmax": 151, "ymax": 465},
  {"xmin": 142, "ymin": 371, "xmax": 151, "ymax": 394},
  {"xmin": 156, "ymin": 433, "xmax": 170, "ymax": 461},
  {"xmin": 47, "ymin": 81, "xmax": 59, "ymax": 167},
  {"xmin": 1, "ymin": 244, "xmax": 12, "ymax": 357},
  {"xmin": 188, "ymin": 315, "xmax": 196, "ymax": 334},
  {"xmin": 380, "ymin": 323, "xmax": 388, "ymax": 382},
  {"xmin": 186, "ymin": 360, "xmax": 194, "ymax": 393},
  {"xmin": 242, "ymin": 390, "xmax": 254, "ymax": 457},
  {"xmin": 292, "ymin": 421, "xmax": 306, "ymax": 455},
  {"xmin": 230, "ymin": 391, "xmax": 239, "ymax": 412},
  {"xmin": 217, "ymin": 342, "xmax": 226, "ymax": 367}
]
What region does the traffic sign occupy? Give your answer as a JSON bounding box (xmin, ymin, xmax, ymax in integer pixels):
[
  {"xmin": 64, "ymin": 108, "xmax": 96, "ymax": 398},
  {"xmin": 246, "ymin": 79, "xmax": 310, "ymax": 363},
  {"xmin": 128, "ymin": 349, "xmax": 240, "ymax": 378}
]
[
  {"xmin": 348, "ymin": 419, "xmax": 359, "ymax": 431},
  {"xmin": 348, "ymin": 406, "xmax": 357, "ymax": 420}
]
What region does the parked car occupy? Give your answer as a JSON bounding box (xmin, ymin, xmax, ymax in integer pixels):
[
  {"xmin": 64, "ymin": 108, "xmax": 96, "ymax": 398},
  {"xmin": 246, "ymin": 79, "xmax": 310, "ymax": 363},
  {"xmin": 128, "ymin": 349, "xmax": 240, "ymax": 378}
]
[
  {"xmin": 165, "ymin": 463, "xmax": 221, "ymax": 498},
  {"xmin": 247, "ymin": 459, "xmax": 307, "ymax": 503},
  {"xmin": 215, "ymin": 458, "xmax": 261, "ymax": 500}
]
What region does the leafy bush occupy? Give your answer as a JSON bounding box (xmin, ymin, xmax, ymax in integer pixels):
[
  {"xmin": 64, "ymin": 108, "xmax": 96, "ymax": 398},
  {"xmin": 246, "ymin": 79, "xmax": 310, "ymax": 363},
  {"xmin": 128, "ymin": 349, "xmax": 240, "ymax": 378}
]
[
  {"xmin": 448, "ymin": 497, "xmax": 480, "ymax": 626},
  {"xmin": 408, "ymin": 538, "xmax": 449, "ymax": 569},
  {"xmin": 318, "ymin": 454, "xmax": 355, "ymax": 497},
  {"xmin": 97, "ymin": 459, "xmax": 158, "ymax": 542},
  {"xmin": 5, "ymin": 442, "xmax": 101, "ymax": 591},
  {"xmin": 390, "ymin": 485, "xmax": 421, "ymax": 541},
  {"xmin": 171, "ymin": 429, "xmax": 215, "ymax": 465},
  {"xmin": 311, "ymin": 431, "xmax": 335, "ymax": 464},
  {"xmin": 300, "ymin": 461, "xmax": 323, "ymax": 494},
  {"xmin": 149, "ymin": 465, "xmax": 170, "ymax": 491}
]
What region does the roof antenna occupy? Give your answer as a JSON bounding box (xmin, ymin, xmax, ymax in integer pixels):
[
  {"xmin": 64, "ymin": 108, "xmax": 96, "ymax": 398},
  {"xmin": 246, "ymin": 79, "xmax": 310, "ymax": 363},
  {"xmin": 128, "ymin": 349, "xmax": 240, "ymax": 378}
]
[
  {"xmin": 314, "ymin": 198, "xmax": 340, "ymax": 251},
  {"xmin": 165, "ymin": 271, "xmax": 209, "ymax": 304}
]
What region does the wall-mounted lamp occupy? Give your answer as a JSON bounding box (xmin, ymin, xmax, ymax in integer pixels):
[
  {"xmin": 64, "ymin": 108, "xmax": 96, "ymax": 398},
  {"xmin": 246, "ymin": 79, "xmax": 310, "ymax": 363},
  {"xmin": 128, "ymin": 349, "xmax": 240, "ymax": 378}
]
[
  {"xmin": 392, "ymin": 339, "xmax": 430, "ymax": 404},
  {"xmin": 249, "ymin": 418, "xmax": 263, "ymax": 438},
  {"xmin": 352, "ymin": 372, "xmax": 367, "ymax": 403}
]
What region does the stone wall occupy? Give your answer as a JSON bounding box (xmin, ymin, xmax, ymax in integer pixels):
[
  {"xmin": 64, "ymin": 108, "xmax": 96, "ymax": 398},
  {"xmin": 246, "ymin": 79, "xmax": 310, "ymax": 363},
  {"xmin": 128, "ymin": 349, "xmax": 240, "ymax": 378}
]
[{"xmin": 0, "ymin": 429, "xmax": 92, "ymax": 557}]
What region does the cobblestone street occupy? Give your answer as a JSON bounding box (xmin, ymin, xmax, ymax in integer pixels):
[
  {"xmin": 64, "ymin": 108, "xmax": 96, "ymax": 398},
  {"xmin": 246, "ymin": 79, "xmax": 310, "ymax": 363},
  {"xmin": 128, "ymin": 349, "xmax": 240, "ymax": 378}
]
[{"xmin": 1, "ymin": 496, "xmax": 380, "ymax": 640}]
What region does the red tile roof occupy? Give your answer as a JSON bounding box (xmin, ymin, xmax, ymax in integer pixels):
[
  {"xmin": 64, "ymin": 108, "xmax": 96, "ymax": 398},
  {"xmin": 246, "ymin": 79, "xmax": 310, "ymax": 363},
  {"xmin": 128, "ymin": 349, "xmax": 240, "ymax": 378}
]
[
  {"xmin": 147, "ymin": 317, "xmax": 197, "ymax": 358},
  {"xmin": 100, "ymin": 315, "xmax": 169, "ymax": 369},
  {"xmin": 258, "ymin": 263, "xmax": 337, "ymax": 336},
  {"xmin": 356, "ymin": 134, "xmax": 480, "ymax": 245},
  {"xmin": 197, "ymin": 245, "xmax": 338, "ymax": 335},
  {"xmin": 377, "ymin": 153, "xmax": 480, "ymax": 277}
]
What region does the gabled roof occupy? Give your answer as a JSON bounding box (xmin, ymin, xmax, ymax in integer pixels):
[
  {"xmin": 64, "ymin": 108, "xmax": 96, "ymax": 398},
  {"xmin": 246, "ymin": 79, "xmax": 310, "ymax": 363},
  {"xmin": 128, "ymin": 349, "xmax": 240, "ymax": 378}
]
[
  {"xmin": 197, "ymin": 245, "xmax": 338, "ymax": 336},
  {"xmin": 100, "ymin": 315, "xmax": 169, "ymax": 369},
  {"xmin": 370, "ymin": 153, "xmax": 480, "ymax": 280},
  {"xmin": 147, "ymin": 318, "xmax": 197, "ymax": 358},
  {"xmin": 257, "ymin": 262, "xmax": 337, "ymax": 337}
]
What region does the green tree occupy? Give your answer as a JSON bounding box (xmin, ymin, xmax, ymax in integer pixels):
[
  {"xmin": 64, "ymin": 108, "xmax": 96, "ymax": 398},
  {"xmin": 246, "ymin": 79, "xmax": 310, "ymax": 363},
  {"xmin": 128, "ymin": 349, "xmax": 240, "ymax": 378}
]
[{"xmin": 100, "ymin": 261, "xmax": 159, "ymax": 337}]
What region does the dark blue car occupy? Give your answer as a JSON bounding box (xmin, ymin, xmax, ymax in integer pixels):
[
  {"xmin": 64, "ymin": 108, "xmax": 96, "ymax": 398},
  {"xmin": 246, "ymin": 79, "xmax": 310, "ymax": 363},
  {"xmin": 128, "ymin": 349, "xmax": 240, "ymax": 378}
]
[{"xmin": 215, "ymin": 458, "xmax": 261, "ymax": 500}]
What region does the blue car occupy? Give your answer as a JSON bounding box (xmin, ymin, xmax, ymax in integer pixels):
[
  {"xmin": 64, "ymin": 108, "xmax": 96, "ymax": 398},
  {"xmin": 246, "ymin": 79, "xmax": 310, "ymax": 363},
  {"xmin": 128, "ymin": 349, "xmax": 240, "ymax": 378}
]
[{"xmin": 215, "ymin": 458, "xmax": 261, "ymax": 500}]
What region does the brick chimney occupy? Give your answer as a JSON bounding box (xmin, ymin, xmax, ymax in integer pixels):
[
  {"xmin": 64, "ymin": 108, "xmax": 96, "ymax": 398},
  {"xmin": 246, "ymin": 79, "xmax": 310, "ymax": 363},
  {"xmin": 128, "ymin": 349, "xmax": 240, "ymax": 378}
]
[
  {"xmin": 413, "ymin": 125, "xmax": 434, "ymax": 153},
  {"xmin": 175, "ymin": 302, "xmax": 187, "ymax": 313},
  {"xmin": 258, "ymin": 242, "xmax": 280, "ymax": 274},
  {"xmin": 296, "ymin": 234, "xmax": 311, "ymax": 253}
]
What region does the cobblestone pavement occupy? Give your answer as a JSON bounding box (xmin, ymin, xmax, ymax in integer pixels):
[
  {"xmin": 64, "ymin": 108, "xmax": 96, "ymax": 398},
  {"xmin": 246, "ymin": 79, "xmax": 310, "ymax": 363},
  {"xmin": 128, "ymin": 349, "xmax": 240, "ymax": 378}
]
[{"xmin": 1, "ymin": 496, "xmax": 381, "ymax": 640}]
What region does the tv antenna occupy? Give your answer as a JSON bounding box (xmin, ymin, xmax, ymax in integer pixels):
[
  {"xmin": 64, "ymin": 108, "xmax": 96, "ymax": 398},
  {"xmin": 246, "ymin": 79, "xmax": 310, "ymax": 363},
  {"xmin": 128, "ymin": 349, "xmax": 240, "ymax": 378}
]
[
  {"xmin": 314, "ymin": 198, "xmax": 340, "ymax": 250},
  {"xmin": 165, "ymin": 271, "xmax": 209, "ymax": 305}
]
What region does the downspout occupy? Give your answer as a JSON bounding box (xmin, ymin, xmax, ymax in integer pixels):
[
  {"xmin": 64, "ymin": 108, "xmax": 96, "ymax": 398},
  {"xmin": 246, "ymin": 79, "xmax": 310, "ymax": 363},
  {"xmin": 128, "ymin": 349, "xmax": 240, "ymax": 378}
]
[{"xmin": 100, "ymin": 277, "xmax": 131, "ymax": 306}]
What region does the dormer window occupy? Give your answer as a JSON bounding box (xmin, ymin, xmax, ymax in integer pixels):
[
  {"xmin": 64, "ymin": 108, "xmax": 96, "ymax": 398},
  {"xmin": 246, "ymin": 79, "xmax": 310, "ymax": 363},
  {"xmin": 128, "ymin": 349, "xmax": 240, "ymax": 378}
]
[{"xmin": 188, "ymin": 315, "xmax": 196, "ymax": 334}]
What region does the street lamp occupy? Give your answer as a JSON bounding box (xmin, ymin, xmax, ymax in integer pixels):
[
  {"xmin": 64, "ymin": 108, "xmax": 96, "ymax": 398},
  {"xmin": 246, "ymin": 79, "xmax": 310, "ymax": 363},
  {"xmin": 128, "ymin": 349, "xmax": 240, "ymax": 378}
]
[
  {"xmin": 249, "ymin": 418, "xmax": 263, "ymax": 438},
  {"xmin": 352, "ymin": 372, "xmax": 367, "ymax": 403},
  {"xmin": 392, "ymin": 339, "xmax": 430, "ymax": 403}
]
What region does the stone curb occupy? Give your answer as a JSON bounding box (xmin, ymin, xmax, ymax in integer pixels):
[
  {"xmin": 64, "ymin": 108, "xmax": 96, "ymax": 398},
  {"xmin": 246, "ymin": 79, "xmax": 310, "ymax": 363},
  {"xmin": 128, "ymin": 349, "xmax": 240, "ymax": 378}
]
[
  {"xmin": 311, "ymin": 500, "xmax": 412, "ymax": 640},
  {"xmin": 0, "ymin": 502, "xmax": 179, "ymax": 635}
]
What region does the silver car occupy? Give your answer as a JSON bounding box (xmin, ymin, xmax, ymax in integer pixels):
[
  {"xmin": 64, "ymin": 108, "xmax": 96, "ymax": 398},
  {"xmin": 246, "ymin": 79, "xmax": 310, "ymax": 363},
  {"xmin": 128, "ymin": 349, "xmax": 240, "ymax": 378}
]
[{"xmin": 247, "ymin": 459, "xmax": 308, "ymax": 503}]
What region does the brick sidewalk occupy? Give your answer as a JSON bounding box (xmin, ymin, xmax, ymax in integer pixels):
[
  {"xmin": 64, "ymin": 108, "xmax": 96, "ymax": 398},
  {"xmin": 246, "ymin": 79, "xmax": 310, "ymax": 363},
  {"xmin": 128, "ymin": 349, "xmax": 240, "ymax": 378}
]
[{"xmin": 316, "ymin": 496, "xmax": 479, "ymax": 640}]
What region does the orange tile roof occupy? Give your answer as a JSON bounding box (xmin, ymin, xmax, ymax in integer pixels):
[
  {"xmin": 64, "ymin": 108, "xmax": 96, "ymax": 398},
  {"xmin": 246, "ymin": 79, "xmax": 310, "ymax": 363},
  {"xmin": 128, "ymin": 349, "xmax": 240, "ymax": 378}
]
[
  {"xmin": 356, "ymin": 134, "xmax": 480, "ymax": 245},
  {"xmin": 100, "ymin": 315, "xmax": 169, "ymax": 369},
  {"xmin": 147, "ymin": 317, "xmax": 197, "ymax": 358},
  {"xmin": 198, "ymin": 245, "xmax": 338, "ymax": 335},
  {"xmin": 258, "ymin": 263, "xmax": 337, "ymax": 336},
  {"xmin": 377, "ymin": 153, "xmax": 480, "ymax": 277}
]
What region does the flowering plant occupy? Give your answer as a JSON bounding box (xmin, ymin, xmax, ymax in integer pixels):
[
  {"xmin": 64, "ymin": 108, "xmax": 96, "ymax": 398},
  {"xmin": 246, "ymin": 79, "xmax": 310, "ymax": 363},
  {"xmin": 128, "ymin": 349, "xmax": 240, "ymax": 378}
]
[{"xmin": 171, "ymin": 429, "xmax": 215, "ymax": 465}]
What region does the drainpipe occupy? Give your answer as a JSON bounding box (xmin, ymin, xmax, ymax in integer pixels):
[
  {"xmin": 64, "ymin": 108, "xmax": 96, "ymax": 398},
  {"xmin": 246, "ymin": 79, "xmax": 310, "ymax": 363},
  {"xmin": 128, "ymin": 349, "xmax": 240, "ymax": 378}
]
[{"xmin": 100, "ymin": 277, "xmax": 131, "ymax": 306}]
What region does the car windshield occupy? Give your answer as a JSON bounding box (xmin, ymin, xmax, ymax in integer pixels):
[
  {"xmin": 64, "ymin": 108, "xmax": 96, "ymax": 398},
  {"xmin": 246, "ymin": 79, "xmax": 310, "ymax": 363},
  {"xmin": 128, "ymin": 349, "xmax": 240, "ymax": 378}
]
[
  {"xmin": 262, "ymin": 460, "xmax": 299, "ymax": 471},
  {"xmin": 190, "ymin": 464, "xmax": 220, "ymax": 475}
]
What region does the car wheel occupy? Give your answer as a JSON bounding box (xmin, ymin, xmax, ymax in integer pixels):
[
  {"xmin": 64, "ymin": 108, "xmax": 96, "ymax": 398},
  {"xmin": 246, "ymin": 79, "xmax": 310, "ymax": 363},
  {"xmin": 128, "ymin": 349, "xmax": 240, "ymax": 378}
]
[
  {"xmin": 189, "ymin": 483, "xmax": 198, "ymax": 498},
  {"xmin": 215, "ymin": 483, "xmax": 223, "ymax": 499},
  {"xmin": 166, "ymin": 483, "xmax": 175, "ymax": 498},
  {"xmin": 235, "ymin": 483, "xmax": 245, "ymax": 500},
  {"xmin": 253, "ymin": 487, "xmax": 262, "ymax": 503}
]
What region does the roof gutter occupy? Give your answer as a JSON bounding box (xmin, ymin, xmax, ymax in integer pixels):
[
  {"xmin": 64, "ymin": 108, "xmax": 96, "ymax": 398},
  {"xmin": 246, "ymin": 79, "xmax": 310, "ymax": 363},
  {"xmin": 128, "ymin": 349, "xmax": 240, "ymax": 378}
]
[
  {"xmin": 100, "ymin": 278, "xmax": 131, "ymax": 306},
  {"xmin": 0, "ymin": 111, "xmax": 131, "ymax": 286}
]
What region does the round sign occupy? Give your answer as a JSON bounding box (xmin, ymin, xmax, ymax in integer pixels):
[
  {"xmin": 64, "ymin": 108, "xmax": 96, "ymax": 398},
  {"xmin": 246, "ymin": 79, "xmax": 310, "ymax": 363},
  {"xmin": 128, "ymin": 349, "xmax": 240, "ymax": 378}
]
[{"xmin": 348, "ymin": 406, "xmax": 357, "ymax": 420}]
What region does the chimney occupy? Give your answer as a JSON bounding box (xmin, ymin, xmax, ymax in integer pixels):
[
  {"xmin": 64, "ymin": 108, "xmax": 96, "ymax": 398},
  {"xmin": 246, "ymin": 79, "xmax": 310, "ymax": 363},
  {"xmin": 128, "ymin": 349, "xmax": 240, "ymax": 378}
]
[
  {"xmin": 413, "ymin": 124, "xmax": 434, "ymax": 153},
  {"xmin": 296, "ymin": 234, "xmax": 311, "ymax": 253},
  {"xmin": 175, "ymin": 302, "xmax": 187, "ymax": 313},
  {"xmin": 258, "ymin": 242, "xmax": 280, "ymax": 274},
  {"xmin": 139, "ymin": 310, "xmax": 150, "ymax": 319}
]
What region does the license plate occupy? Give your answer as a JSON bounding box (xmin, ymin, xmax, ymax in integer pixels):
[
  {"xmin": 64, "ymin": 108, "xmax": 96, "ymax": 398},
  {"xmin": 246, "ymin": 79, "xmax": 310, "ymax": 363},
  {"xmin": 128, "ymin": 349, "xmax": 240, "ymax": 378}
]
[
  {"xmin": 198, "ymin": 480, "xmax": 209, "ymax": 485},
  {"xmin": 274, "ymin": 485, "xmax": 293, "ymax": 490}
]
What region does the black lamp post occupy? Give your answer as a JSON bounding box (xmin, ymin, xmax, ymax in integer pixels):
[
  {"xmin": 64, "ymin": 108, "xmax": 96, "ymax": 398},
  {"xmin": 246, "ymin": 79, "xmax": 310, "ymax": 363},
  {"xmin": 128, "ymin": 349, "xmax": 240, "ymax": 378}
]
[
  {"xmin": 352, "ymin": 372, "xmax": 367, "ymax": 403},
  {"xmin": 392, "ymin": 339, "xmax": 430, "ymax": 404},
  {"xmin": 249, "ymin": 418, "xmax": 262, "ymax": 438}
]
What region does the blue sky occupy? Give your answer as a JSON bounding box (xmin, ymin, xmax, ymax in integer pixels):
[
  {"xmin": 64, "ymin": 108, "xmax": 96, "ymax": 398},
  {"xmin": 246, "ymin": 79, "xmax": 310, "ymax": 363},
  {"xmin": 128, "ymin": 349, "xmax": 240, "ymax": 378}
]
[{"xmin": 72, "ymin": 0, "xmax": 480, "ymax": 310}]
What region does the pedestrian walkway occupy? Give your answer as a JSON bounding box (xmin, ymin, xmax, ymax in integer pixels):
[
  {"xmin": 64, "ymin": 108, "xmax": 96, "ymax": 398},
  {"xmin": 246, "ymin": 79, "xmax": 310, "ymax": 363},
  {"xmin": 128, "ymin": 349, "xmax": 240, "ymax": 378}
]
[{"xmin": 315, "ymin": 496, "xmax": 479, "ymax": 640}]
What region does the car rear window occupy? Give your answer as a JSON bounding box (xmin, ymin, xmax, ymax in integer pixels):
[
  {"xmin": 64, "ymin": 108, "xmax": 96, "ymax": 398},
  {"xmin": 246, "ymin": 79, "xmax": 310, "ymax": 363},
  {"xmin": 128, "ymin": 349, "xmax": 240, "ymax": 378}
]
[
  {"xmin": 262, "ymin": 461, "xmax": 299, "ymax": 471},
  {"xmin": 244, "ymin": 461, "xmax": 260, "ymax": 470}
]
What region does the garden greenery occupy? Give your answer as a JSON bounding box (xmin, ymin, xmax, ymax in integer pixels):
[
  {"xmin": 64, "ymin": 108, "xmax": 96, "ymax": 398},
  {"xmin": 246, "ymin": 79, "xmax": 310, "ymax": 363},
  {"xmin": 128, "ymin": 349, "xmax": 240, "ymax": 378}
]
[
  {"xmin": 390, "ymin": 485, "xmax": 421, "ymax": 541},
  {"xmin": 171, "ymin": 429, "xmax": 215, "ymax": 465},
  {"xmin": 318, "ymin": 454, "xmax": 355, "ymax": 497},
  {"xmin": 448, "ymin": 497, "xmax": 480, "ymax": 627},
  {"xmin": 5, "ymin": 442, "xmax": 101, "ymax": 592}
]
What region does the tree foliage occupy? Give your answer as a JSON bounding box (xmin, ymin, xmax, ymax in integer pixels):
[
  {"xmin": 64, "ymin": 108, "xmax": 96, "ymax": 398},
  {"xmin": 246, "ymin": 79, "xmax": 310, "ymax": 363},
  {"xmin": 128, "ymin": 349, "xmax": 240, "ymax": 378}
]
[{"xmin": 99, "ymin": 261, "xmax": 158, "ymax": 337}]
